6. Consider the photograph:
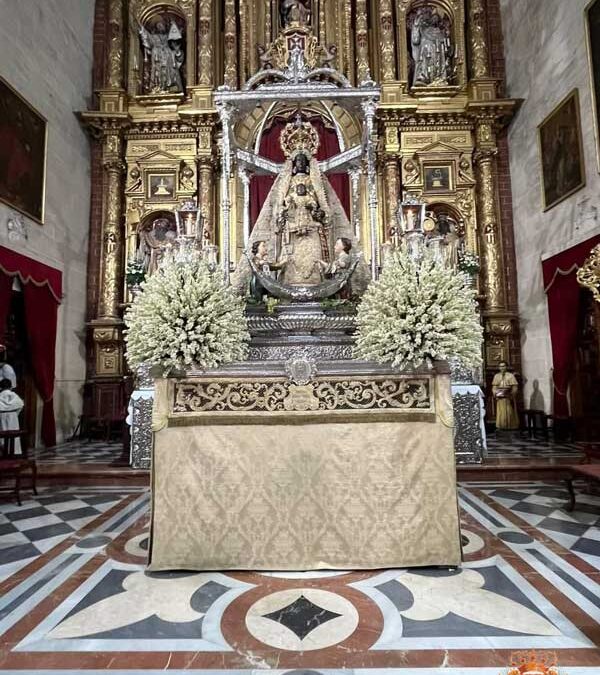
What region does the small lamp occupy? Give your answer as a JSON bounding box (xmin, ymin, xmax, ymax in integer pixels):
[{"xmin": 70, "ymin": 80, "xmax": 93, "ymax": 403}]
[{"xmin": 175, "ymin": 201, "xmax": 202, "ymax": 243}]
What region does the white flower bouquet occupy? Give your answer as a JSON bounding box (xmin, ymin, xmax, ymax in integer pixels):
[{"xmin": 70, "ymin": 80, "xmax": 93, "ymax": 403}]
[
  {"xmin": 355, "ymin": 248, "xmax": 482, "ymax": 370},
  {"xmin": 125, "ymin": 255, "xmax": 249, "ymax": 372}
]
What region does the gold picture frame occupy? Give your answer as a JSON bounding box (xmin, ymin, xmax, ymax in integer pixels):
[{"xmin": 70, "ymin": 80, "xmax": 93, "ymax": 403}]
[
  {"xmin": 0, "ymin": 76, "xmax": 47, "ymax": 224},
  {"xmin": 586, "ymin": 0, "xmax": 600, "ymax": 173},
  {"xmin": 423, "ymin": 165, "xmax": 453, "ymax": 193},
  {"xmin": 146, "ymin": 171, "xmax": 176, "ymax": 201},
  {"xmin": 538, "ymin": 89, "xmax": 586, "ymax": 211}
]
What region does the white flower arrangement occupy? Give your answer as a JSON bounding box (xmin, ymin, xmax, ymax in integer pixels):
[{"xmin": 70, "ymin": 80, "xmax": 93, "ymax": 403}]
[
  {"xmin": 457, "ymin": 249, "xmax": 481, "ymax": 276},
  {"xmin": 125, "ymin": 254, "xmax": 250, "ymax": 372},
  {"xmin": 354, "ymin": 248, "xmax": 483, "ymax": 370}
]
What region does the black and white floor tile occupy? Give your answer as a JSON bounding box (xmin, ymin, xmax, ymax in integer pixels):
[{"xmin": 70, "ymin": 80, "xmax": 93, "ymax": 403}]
[
  {"xmin": 486, "ymin": 434, "xmax": 583, "ymax": 459},
  {"xmin": 0, "ymin": 487, "xmax": 145, "ymax": 581},
  {"xmin": 32, "ymin": 441, "xmax": 124, "ymax": 465}
]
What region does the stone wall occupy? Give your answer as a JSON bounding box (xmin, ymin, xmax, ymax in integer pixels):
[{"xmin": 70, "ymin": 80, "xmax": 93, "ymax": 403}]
[
  {"xmin": 0, "ymin": 0, "xmax": 95, "ymax": 442},
  {"xmin": 500, "ymin": 0, "xmax": 600, "ymax": 414}
]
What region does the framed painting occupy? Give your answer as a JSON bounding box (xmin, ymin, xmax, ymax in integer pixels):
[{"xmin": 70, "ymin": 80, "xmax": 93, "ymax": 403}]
[
  {"xmin": 146, "ymin": 171, "xmax": 176, "ymax": 201},
  {"xmin": 424, "ymin": 165, "xmax": 453, "ymax": 193},
  {"xmin": 0, "ymin": 76, "xmax": 47, "ymax": 223},
  {"xmin": 586, "ymin": 0, "xmax": 600, "ymax": 172},
  {"xmin": 538, "ymin": 89, "xmax": 586, "ymax": 211}
]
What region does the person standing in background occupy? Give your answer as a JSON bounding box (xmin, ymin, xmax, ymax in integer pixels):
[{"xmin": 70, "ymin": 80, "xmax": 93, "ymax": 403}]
[
  {"xmin": 0, "ymin": 378, "xmax": 24, "ymax": 454},
  {"xmin": 0, "ymin": 344, "xmax": 16, "ymax": 389}
]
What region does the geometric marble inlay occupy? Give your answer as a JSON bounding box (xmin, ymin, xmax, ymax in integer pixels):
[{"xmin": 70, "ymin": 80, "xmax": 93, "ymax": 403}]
[{"xmin": 262, "ymin": 594, "xmax": 342, "ymax": 640}]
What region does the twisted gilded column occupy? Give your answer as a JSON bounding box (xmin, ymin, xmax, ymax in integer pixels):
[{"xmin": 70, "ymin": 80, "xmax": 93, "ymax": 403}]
[
  {"xmin": 223, "ymin": 0, "xmax": 237, "ymax": 88},
  {"xmin": 473, "ymin": 122, "xmax": 505, "ymax": 311},
  {"xmin": 379, "ymin": 0, "xmax": 396, "ymax": 81},
  {"xmin": 383, "ymin": 157, "xmax": 400, "ymax": 241},
  {"xmin": 107, "ymin": 0, "xmax": 124, "ymax": 89},
  {"xmin": 197, "ymin": 0, "xmax": 213, "ymax": 85},
  {"xmin": 198, "ymin": 157, "xmax": 215, "ymax": 244},
  {"xmin": 468, "ymin": 0, "xmax": 490, "ymax": 79},
  {"xmin": 355, "ymin": 0, "xmax": 370, "ymax": 84},
  {"xmin": 99, "ymin": 134, "xmax": 125, "ymax": 319}
]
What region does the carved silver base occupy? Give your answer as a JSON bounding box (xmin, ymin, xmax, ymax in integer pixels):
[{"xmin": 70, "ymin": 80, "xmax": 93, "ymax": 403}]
[
  {"xmin": 129, "ymin": 391, "xmax": 154, "ymax": 470},
  {"xmin": 452, "ymin": 390, "xmax": 485, "ymax": 464},
  {"xmin": 247, "ymin": 303, "xmax": 356, "ymax": 361}
]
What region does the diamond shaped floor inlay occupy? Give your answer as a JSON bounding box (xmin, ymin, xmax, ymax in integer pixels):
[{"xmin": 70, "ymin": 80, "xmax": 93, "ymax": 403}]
[{"xmin": 261, "ymin": 594, "xmax": 343, "ymax": 640}]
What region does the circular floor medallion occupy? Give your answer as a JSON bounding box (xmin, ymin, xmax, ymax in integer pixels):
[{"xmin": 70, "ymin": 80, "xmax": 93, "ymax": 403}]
[
  {"xmin": 460, "ymin": 529, "xmax": 485, "ymax": 555},
  {"xmin": 124, "ymin": 533, "xmax": 150, "ymax": 558},
  {"xmin": 245, "ymin": 588, "xmax": 359, "ymax": 651}
]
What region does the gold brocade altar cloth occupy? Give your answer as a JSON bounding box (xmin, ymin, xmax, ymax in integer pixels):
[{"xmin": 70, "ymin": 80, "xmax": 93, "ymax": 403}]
[{"xmin": 148, "ymin": 362, "xmax": 462, "ymax": 571}]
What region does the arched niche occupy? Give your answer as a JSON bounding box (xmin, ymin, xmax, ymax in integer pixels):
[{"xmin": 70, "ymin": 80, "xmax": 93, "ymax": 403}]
[
  {"xmin": 127, "ymin": 1, "xmax": 196, "ymax": 101},
  {"xmin": 234, "ymin": 101, "xmax": 362, "ymax": 153},
  {"xmin": 399, "ymin": 0, "xmax": 467, "ymax": 94},
  {"xmin": 133, "ymin": 210, "xmax": 178, "ymax": 275}
]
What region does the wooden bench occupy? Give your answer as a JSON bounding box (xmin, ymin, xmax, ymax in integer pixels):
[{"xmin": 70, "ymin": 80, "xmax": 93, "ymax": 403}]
[
  {"xmin": 0, "ymin": 430, "xmax": 37, "ymax": 506},
  {"xmin": 566, "ymin": 444, "xmax": 600, "ymax": 512}
]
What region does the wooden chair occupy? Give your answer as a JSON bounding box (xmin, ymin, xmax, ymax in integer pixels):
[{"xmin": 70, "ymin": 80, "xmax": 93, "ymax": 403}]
[{"xmin": 0, "ymin": 430, "xmax": 37, "ymax": 506}]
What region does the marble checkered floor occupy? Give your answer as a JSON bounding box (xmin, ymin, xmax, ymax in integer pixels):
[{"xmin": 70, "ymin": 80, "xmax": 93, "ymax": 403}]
[
  {"xmin": 32, "ymin": 440, "xmax": 124, "ymax": 465},
  {"xmin": 2, "ymin": 483, "xmax": 600, "ymax": 673},
  {"xmin": 31, "ymin": 435, "xmax": 584, "ymax": 467}
]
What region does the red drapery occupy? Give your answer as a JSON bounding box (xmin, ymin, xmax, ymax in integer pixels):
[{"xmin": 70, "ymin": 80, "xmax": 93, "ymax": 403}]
[
  {"xmin": 250, "ymin": 118, "xmax": 351, "ymax": 228},
  {"xmin": 542, "ymin": 234, "xmax": 600, "ymax": 418},
  {"xmin": 0, "ymin": 246, "xmax": 62, "ymax": 447}
]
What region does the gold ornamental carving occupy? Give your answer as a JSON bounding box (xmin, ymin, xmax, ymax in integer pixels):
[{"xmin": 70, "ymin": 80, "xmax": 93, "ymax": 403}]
[
  {"xmin": 468, "ymin": 0, "xmax": 490, "ymax": 79},
  {"xmin": 224, "ymin": 0, "xmax": 237, "ymax": 88},
  {"xmin": 577, "ymin": 244, "xmax": 600, "ymax": 303},
  {"xmin": 172, "ymin": 378, "xmax": 432, "ymax": 415},
  {"xmin": 197, "ymin": 0, "xmax": 213, "ymax": 86},
  {"xmin": 355, "ymin": 0, "xmax": 370, "ymax": 83},
  {"xmin": 107, "ymin": 0, "xmax": 124, "ymax": 89},
  {"xmin": 379, "ymin": 0, "xmax": 396, "ymax": 81}
]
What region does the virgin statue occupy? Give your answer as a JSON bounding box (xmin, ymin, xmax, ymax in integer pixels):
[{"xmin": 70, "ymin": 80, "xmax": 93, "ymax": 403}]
[{"xmin": 233, "ymin": 118, "xmax": 368, "ymax": 296}]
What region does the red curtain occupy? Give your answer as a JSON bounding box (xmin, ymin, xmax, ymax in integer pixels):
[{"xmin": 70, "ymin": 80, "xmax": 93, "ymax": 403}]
[
  {"xmin": 0, "ymin": 246, "xmax": 62, "ymax": 447},
  {"xmin": 0, "ymin": 274, "xmax": 12, "ymax": 343},
  {"xmin": 250, "ymin": 118, "xmax": 351, "ymax": 228},
  {"xmin": 542, "ymin": 234, "xmax": 600, "ymax": 418}
]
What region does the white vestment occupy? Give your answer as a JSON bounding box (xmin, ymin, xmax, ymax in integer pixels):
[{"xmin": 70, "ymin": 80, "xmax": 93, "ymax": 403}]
[
  {"xmin": 0, "ymin": 363, "xmax": 16, "ymax": 389},
  {"xmin": 0, "ymin": 389, "xmax": 24, "ymax": 454}
]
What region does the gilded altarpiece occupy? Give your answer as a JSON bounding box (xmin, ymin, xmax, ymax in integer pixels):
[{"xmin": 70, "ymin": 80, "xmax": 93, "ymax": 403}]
[{"xmin": 81, "ymin": 0, "xmax": 521, "ymax": 422}]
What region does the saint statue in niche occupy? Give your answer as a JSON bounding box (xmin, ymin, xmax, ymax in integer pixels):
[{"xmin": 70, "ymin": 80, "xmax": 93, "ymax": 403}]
[
  {"xmin": 280, "ymin": 0, "xmax": 311, "ymax": 28},
  {"xmin": 136, "ymin": 217, "xmax": 177, "ymax": 275},
  {"xmin": 409, "ymin": 6, "xmax": 454, "ymax": 87},
  {"xmin": 139, "ymin": 18, "xmax": 185, "ymax": 94}
]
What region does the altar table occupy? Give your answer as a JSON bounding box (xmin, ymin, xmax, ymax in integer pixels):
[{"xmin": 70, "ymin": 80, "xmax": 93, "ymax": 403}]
[{"xmin": 148, "ymin": 362, "xmax": 462, "ymax": 571}]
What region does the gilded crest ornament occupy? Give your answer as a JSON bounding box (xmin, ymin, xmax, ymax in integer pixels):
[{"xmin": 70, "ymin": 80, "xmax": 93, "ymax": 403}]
[
  {"xmin": 280, "ymin": 118, "xmax": 320, "ymax": 158},
  {"xmin": 506, "ymin": 650, "xmax": 559, "ymax": 675},
  {"xmin": 577, "ymin": 243, "xmax": 600, "ymax": 303}
]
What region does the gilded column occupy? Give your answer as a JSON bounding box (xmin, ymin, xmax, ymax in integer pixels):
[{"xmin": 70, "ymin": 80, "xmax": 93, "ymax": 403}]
[
  {"xmin": 473, "ymin": 122, "xmax": 505, "ymax": 311},
  {"xmin": 265, "ymin": 0, "xmax": 272, "ymax": 44},
  {"xmin": 355, "ymin": 0, "xmax": 370, "ymax": 84},
  {"xmin": 99, "ymin": 133, "xmax": 125, "ymax": 319},
  {"xmin": 379, "ymin": 0, "xmax": 396, "ymax": 81},
  {"xmin": 223, "ymin": 0, "xmax": 237, "ymax": 88},
  {"xmin": 383, "ymin": 157, "xmax": 400, "ymax": 240},
  {"xmin": 198, "ymin": 0, "xmax": 213, "ymax": 86},
  {"xmin": 468, "ymin": 0, "xmax": 490, "ymax": 79},
  {"xmin": 107, "ymin": 0, "xmax": 124, "ymax": 89},
  {"xmin": 198, "ymin": 158, "xmax": 215, "ymax": 243},
  {"xmin": 239, "ymin": 0, "xmax": 248, "ymax": 84}
]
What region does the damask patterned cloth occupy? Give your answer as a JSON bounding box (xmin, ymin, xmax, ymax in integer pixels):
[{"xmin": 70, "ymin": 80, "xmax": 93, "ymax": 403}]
[{"xmin": 148, "ymin": 379, "xmax": 462, "ymax": 571}]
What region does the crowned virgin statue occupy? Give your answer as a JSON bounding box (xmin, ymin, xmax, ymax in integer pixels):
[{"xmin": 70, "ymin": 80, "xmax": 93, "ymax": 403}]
[{"xmin": 233, "ymin": 118, "xmax": 368, "ymax": 297}]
